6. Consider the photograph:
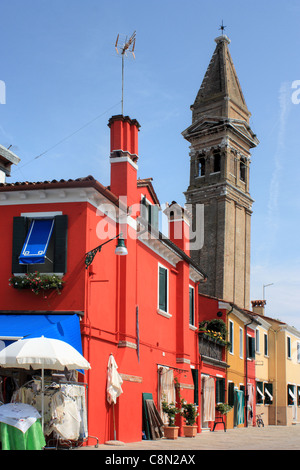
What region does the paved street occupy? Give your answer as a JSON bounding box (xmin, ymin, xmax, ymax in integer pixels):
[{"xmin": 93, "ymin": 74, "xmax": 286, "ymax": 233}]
[{"xmin": 80, "ymin": 425, "xmax": 300, "ymax": 451}]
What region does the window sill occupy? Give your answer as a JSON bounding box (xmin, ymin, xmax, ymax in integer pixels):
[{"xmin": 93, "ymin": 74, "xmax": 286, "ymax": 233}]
[
  {"xmin": 157, "ymin": 309, "xmax": 172, "ymax": 319},
  {"xmin": 189, "ymin": 324, "xmax": 197, "ymax": 331}
]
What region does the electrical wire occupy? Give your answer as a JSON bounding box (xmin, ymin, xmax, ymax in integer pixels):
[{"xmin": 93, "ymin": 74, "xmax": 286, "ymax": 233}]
[{"xmin": 12, "ymin": 100, "xmax": 121, "ymax": 173}]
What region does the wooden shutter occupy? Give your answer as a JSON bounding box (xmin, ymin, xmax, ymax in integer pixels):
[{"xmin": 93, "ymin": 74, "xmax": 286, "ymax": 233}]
[
  {"xmin": 159, "ymin": 266, "xmax": 167, "ymax": 311},
  {"xmin": 12, "ymin": 217, "xmax": 27, "ymax": 273},
  {"xmin": 189, "ymin": 287, "xmax": 194, "ymax": 325},
  {"xmin": 53, "ymin": 215, "xmax": 68, "ymax": 273},
  {"xmin": 247, "ymin": 336, "xmax": 255, "ymax": 359},
  {"xmin": 191, "ymin": 369, "xmax": 199, "ymax": 405},
  {"xmin": 228, "ymin": 382, "xmax": 235, "ymax": 406}
]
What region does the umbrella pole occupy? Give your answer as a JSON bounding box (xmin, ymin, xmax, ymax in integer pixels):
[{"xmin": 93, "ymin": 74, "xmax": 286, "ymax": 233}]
[
  {"xmin": 41, "ymin": 367, "xmax": 44, "ymax": 433},
  {"xmin": 113, "ymin": 403, "xmax": 116, "ymax": 440}
]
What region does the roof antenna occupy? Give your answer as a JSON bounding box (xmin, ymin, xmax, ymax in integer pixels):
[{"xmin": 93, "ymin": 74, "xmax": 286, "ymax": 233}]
[{"xmin": 115, "ymin": 31, "xmax": 136, "ymax": 116}]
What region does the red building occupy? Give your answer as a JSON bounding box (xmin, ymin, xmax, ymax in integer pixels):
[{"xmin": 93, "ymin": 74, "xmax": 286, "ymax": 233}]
[{"xmin": 0, "ymin": 114, "xmax": 212, "ymax": 444}]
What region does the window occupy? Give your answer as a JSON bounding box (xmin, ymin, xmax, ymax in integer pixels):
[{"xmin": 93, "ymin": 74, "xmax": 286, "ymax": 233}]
[
  {"xmin": 197, "ymin": 158, "xmax": 206, "ymax": 177},
  {"xmin": 287, "ymin": 336, "xmax": 291, "ymax": 359},
  {"xmin": 12, "ymin": 214, "xmax": 68, "ymax": 274},
  {"xmin": 297, "ymin": 342, "xmax": 300, "ymax": 363},
  {"xmin": 247, "ymin": 336, "xmax": 255, "ymax": 359},
  {"xmin": 228, "ymin": 382, "xmax": 235, "ymax": 407},
  {"xmin": 216, "ymin": 377, "xmax": 225, "ymax": 404},
  {"xmin": 240, "ymin": 159, "xmax": 246, "ymax": 182},
  {"xmin": 229, "ymin": 320, "xmax": 234, "ymax": 354},
  {"xmin": 297, "ymin": 386, "xmax": 300, "ymax": 407},
  {"xmin": 141, "ymin": 196, "xmax": 159, "ymax": 231},
  {"xmin": 239, "ymin": 327, "xmax": 243, "ymax": 358},
  {"xmin": 158, "ymin": 265, "xmax": 168, "ymax": 314},
  {"xmin": 189, "ymin": 286, "xmax": 195, "ymax": 326},
  {"xmin": 264, "ymin": 383, "xmax": 273, "ymax": 405},
  {"xmin": 255, "ymin": 329, "xmax": 260, "ymax": 353},
  {"xmin": 256, "ymin": 381, "xmax": 264, "ymax": 404},
  {"xmin": 213, "ymin": 153, "xmax": 221, "ymax": 173},
  {"xmin": 264, "ymin": 333, "xmax": 268, "ymax": 356}
]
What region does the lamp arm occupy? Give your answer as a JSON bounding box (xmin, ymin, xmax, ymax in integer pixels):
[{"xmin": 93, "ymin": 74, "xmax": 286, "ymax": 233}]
[{"xmin": 85, "ymin": 233, "xmax": 122, "ymax": 269}]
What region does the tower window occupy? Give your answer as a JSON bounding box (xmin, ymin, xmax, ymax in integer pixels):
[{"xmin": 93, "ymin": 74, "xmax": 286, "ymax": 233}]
[
  {"xmin": 213, "ymin": 153, "xmax": 221, "ymax": 173},
  {"xmin": 240, "ymin": 159, "xmax": 246, "ymax": 182},
  {"xmin": 197, "ymin": 158, "xmax": 206, "ymax": 177}
]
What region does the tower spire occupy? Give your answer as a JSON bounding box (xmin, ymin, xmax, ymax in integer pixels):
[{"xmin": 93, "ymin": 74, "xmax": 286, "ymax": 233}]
[
  {"xmin": 191, "ymin": 33, "xmax": 250, "ymax": 124},
  {"xmin": 183, "ymin": 35, "xmax": 259, "ymax": 309}
]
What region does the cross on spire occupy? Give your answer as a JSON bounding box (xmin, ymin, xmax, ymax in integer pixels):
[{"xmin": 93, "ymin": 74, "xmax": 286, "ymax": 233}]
[{"xmin": 219, "ymin": 20, "xmax": 226, "ymax": 35}]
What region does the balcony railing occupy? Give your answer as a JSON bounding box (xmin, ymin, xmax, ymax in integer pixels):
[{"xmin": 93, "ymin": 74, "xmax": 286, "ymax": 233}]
[{"xmin": 198, "ymin": 332, "xmax": 224, "ymax": 363}]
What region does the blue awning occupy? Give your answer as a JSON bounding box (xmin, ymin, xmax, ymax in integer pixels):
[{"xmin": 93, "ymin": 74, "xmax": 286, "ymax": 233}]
[
  {"xmin": 0, "ymin": 314, "xmax": 83, "ymax": 355},
  {"xmin": 19, "ymin": 219, "xmax": 54, "ymax": 264}
]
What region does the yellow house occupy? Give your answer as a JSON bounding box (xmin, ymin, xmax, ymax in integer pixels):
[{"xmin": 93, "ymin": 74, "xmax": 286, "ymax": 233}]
[
  {"xmin": 253, "ymin": 312, "xmax": 273, "ymax": 425},
  {"xmin": 253, "ymin": 301, "xmax": 300, "ymax": 426},
  {"xmin": 220, "ymin": 302, "xmax": 259, "ymax": 429}
]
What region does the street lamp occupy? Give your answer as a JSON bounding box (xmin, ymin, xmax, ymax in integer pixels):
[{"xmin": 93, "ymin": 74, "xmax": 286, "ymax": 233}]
[
  {"xmin": 85, "ymin": 232, "xmax": 128, "ymax": 269},
  {"xmin": 263, "ymin": 283, "xmax": 274, "ymax": 300}
]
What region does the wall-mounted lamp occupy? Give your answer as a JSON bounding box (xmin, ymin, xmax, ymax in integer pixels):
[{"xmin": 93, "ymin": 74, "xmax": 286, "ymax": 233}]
[{"xmin": 85, "ymin": 232, "xmax": 128, "ymax": 269}]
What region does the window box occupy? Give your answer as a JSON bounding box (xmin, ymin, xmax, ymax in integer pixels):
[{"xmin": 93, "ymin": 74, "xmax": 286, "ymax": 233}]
[{"xmin": 9, "ymin": 271, "xmax": 64, "ymax": 298}]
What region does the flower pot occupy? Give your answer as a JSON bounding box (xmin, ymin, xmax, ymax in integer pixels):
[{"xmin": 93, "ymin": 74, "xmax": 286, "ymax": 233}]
[
  {"xmin": 163, "ymin": 426, "xmax": 179, "ymax": 440},
  {"xmin": 183, "ymin": 425, "xmax": 197, "ymax": 437}
]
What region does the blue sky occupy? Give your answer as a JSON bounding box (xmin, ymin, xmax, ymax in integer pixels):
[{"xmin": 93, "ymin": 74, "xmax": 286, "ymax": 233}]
[{"xmin": 1, "ymin": 0, "xmax": 300, "ymax": 328}]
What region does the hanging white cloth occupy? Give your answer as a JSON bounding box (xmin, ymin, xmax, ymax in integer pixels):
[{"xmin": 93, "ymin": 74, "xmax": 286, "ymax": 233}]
[
  {"xmin": 106, "ymin": 354, "xmax": 123, "ymax": 405},
  {"xmin": 203, "ymin": 376, "xmax": 215, "ymax": 422},
  {"xmin": 158, "ymin": 367, "xmax": 175, "ymax": 424}
]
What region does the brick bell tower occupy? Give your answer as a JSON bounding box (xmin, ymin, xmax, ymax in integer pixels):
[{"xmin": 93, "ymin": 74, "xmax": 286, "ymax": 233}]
[{"xmin": 182, "ymin": 34, "xmax": 259, "ymax": 309}]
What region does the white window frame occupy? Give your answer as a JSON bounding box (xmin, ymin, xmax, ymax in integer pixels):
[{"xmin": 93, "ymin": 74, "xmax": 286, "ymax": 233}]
[{"xmin": 229, "ymin": 320, "xmax": 234, "ymax": 355}]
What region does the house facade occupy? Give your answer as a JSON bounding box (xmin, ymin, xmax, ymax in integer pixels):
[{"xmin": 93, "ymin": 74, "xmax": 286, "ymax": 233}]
[{"xmin": 0, "ymin": 114, "xmax": 209, "ymax": 444}]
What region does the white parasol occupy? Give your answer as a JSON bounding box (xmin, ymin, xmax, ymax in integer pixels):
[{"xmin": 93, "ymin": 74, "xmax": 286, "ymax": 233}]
[
  {"xmin": 106, "ymin": 354, "xmax": 124, "ymax": 445},
  {"xmin": 0, "ymin": 336, "xmax": 91, "ymax": 431}
]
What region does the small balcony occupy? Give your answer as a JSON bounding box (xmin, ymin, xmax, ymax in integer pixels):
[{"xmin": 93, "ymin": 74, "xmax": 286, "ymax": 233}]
[{"xmin": 198, "ymin": 331, "xmax": 229, "ymax": 368}]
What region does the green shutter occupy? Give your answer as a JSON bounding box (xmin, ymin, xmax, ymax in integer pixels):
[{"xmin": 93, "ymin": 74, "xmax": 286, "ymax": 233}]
[
  {"xmin": 228, "ymin": 382, "xmax": 235, "ymax": 406},
  {"xmin": 189, "ymin": 287, "xmax": 194, "ymax": 325},
  {"xmin": 12, "ymin": 217, "xmax": 27, "ymax": 273},
  {"xmin": 191, "ymin": 369, "xmax": 199, "ymax": 405},
  {"xmin": 247, "ymin": 336, "xmax": 255, "ymax": 359},
  {"xmin": 53, "ymin": 215, "xmax": 68, "ymax": 273},
  {"xmin": 159, "ymin": 267, "xmax": 167, "ymax": 311}
]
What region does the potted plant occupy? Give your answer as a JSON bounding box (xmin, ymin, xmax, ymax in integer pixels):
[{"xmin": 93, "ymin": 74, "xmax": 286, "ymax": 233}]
[
  {"xmin": 216, "ymin": 403, "xmax": 233, "ymax": 415},
  {"xmin": 161, "ymin": 399, "xmax": 180, "ymax": 439},
  {"xmin": 181, "ymin": 400, "xmax": 198, "ymax": 437}
]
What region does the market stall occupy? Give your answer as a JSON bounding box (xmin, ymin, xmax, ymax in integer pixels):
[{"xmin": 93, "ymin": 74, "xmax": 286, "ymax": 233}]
[{"xmin": 0, "ymin": 336, "xmax": 92, "ymax": 450}]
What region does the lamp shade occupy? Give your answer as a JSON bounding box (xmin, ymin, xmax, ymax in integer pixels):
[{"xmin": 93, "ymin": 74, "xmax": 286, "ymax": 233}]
[{"xmin": 115, "ymin": 237, "xmax": 128, "ymax": 256}]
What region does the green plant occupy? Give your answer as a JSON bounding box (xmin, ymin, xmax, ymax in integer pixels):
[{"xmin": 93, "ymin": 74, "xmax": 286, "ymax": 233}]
[
  {"xmin": 180, "ymin": 400, "xmax": 198, "ymax": 425},
  {"xmin": 199, "ymin": 319, "xmax": 231, "ymax": 347},
  {"xmin": 9, "ymin": 272, "xmax": 64, "ymax": 297},
  {"xmin": 161, "ymin": 399, "xmax": 180, "ymax": 426},
  {"xmin": 216, "ymin": 403, "xmax": 233, "ymax": 415}
]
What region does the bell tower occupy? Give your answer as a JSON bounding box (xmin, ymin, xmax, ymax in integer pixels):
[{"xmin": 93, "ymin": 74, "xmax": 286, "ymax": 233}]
[{"xmin": 183, "ymin": 34, "xmax": 259, "ymax": 309}]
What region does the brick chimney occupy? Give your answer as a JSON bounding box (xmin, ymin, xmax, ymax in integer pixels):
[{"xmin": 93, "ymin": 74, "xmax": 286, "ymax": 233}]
[
  {"xmin": 0, "ymin": 144, "xmax": 20, "ymax": 183},
  {"xmin": 251, "ymin": 300, "xmax": 266, "ymax": 315},
  {"xmin": 163, "ymin": 201, "xmax": 191, "ymax": 255},
  {"xmin": 108, "ymin": 115, "xmax": 140, "ymax": 207}
]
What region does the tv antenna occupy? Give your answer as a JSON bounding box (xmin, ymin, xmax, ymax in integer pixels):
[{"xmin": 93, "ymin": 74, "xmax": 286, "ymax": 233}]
[{"xmin": 115, "ymin": 30, "xmax": 136, "ymax": 115}]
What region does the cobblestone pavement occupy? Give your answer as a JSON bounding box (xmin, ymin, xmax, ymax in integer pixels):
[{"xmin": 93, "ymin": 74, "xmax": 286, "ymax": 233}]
[{"xmin": 79, "ymin": 425, "xmax": 300, "ymax": 451}]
